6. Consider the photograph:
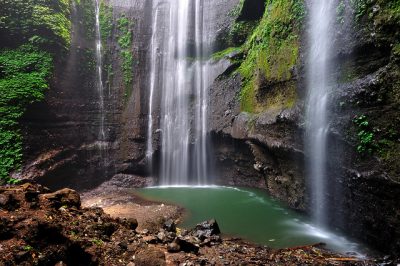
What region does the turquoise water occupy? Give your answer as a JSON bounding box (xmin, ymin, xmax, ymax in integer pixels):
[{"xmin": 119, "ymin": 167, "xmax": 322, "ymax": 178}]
[{"xmin": 135, "ymin": 186, "xmax": 363, "ymax": 254}]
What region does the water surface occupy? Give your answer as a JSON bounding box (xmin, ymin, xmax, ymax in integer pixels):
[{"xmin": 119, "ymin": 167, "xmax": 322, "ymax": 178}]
[{"xmin": 136, "ymin": 186, "xmax": 363, "ymax": 254}]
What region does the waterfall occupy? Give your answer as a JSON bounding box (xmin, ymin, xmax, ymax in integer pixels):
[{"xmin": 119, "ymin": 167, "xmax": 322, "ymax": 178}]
[
  {"xmin": 94, "ymin": 0, "xmax": 106, "ymax": 145},
  {"xmin": 147, "ymin": 0, "xmax": 214, "ymax": 185},
  {"xmin": 146, "ymin": 8, "xmax": 160, "ymax": 165},
  {"xmin": 305, "ymin": 0, "xmax": 335, "ymax": 226}
]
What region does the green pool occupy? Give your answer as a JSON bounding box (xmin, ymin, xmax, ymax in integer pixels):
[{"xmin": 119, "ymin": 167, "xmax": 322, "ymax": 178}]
[{"xmin": 135, "ymin": 186, "xmax": 363, "ymax": 254}]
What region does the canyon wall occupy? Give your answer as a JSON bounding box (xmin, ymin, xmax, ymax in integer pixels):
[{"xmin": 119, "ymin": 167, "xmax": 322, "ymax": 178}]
[{"xmin": 15, "ymin": 0, "xmax": 400, "ymax": 255}]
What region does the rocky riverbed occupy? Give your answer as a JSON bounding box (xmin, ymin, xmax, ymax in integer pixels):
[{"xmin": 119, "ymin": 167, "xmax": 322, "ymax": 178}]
[{"xmin": 0, "ymin": 183, "xmax": 390, "ymax": 265}]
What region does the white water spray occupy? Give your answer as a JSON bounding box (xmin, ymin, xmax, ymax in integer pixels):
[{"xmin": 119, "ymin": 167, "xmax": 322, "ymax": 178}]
[{"xmin": 146, "ymin": 0, "xmax": 216, "ymax": 185}]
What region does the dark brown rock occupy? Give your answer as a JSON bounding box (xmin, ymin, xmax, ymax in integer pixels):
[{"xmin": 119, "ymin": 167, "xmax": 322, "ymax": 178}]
[
  {"xmin": 135, "ymin": 247, "xmax": 166, "ymax": 266},
  {"xmin": 40, "ymin": 188, "xmax": 81, "ymax": 208}
]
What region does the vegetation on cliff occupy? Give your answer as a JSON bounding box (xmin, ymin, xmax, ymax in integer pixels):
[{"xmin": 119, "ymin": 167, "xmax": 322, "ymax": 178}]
[
  {"xmin": 117, "ymin": 15, "xmax": 134, "ymax": 91},
  {"xmin": 346, "ymin": 0, "xmax": 400, "ymax": 179},
  {"xmin": 0, "ymin": 0, "xmax": 72, "ymax": 183},
  {"xmin": 216, "ymin": 0, "xmax": 305, "ymax": 113}
]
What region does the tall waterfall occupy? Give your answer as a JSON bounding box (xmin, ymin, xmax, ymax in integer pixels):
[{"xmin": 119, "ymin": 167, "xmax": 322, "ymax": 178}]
[
  {"xmin": 147, "ymin": 0, "xmax": 214, "ymax": 185},
  {"xmin": 305, "ymin": 0, "xmax": 335, "ymax": 226},
  {"xmin": 146, "ymin": 8, "xmax": 159, "ymax": 166},
  {"xmin": 94, "ymin": 0, "xmax": 106, "ymax": 145}
]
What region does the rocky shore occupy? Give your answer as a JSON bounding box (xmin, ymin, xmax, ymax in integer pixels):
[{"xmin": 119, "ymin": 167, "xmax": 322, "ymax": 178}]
[{"xmin": 0, "ymin": 183, "xmax": 385, "ymax": 265}]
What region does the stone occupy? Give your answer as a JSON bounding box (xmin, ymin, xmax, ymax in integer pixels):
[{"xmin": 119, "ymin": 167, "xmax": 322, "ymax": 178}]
[
  {"xmin": 157, "ymin": 231, "xmax": 166, "ymax": 242},
  {"xmin": 40, "ymin": 188, "xmax": 81, "ymax": 208},
  {"xmin": 143, "ymin": 235, "xmax": 157, "ymax": 244},
  {"xmin": 123, "ymin": 218, "xmax": 138, "ymax": 231},
  {"xmin": 135, "ymin": 247, "xmax": 166, "ymax": 266},
  {"xmin": 0, "ymin": 194, "xmax": 11, "ymax": 206},
  {"xmin": 163, "ymin": 219, "xmax": 176, "ymax": 232},
  {"xmin": 168, "ymin": 238, "xmax": 199, "ymax": 254},
  {"xmin": 167, "ymin": 241, "xmax": 180, "ymax": 253},
  {"xmin": 194, "ymin": 219, "xmax": 221, "ymax": 240}
]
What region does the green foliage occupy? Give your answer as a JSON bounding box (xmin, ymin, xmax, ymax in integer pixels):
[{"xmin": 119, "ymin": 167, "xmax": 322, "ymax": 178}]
[
  {"xmin": 229, "ymin": 21, "xmax": 259, "ymax": 46},
  {"xmin": 0, "ymin": 44, "xmax": 52, "ymax": 183},
  {"xmin": 350, "ymin": 0, "xmax": 369, "ymax": 20},
  {"xmin": 91, "ymin": 238, "xmax": 104, "ymax": 246},
  {"xmin": 336, "ymin": 0, "xmax": 346, "ymax": 24},
  {"xmin": 353, "ymin": 115, "xmax": 378, "ymax": 154},
  {"xmin": 99, "ymin": 0, "xmax": 113, "ymax": 43},
  {"xmin": 74, "ymin": 0, "xmax": 95, "ymax": 40},
  {"xmin": 117, "ymin": 15, "xmax": 134, "ymax": 89},
  {"xmin": 0, "ymin": 0, "xmax": 71, "ymax": 50},
  {"xmin": 236, "ymin": 0, "xmax": 305, "ymax": 113},
  {"xmin": 23, "ymin": 245, "xmax": 33, "ymax": 251}
]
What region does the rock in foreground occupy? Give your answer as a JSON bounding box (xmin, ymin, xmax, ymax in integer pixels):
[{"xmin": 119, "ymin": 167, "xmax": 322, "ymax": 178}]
[{"xmin": 0, "ymin": 184, "xmax": 375, "ymax": 265}]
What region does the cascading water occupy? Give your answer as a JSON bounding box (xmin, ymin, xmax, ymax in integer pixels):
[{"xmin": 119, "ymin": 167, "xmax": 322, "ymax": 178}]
[
  {"xmin": 147, "ymin": 0, "xmax": 215, "ymax": 185},
  {"xmin": 146, "ymin": 8, "xmax": 160, "ymax": 165},
  {"xmin": 94, "ymin": 0, "xmax": 106, "ymax": 146},
  {"xmin": 305, "ymin": 0, "xmax": 335, "ymax": 226}
]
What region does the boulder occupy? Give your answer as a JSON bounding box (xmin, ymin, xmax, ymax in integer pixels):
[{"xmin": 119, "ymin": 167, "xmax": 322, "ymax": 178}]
[
  {"xmin": 167, "ymin": 238, "xmax": 199, "ymax": 254},
  {"xmin": 40, "ymin": 188, "xmax": 81, "ymax": 208},
  {"xmin": 194, "ymin": 219, "xmax": 221, "ymax": 240},
  {"xmin": 135, "ymin": 247, "xmax": 166, "ymax": 266},
  {"xmin": 163, "ymin": 219, "xmax": 176, "ymax": 232}
]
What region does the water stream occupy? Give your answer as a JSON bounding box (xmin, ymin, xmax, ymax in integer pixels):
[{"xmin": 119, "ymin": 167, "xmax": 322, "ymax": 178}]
[
  {"xmin": 305, "ymin": 0, "xmax": 335, "ymax": 226},
  {"xmin": 94, "ymin": 0, "xmax": 107, "ymax": 150}
]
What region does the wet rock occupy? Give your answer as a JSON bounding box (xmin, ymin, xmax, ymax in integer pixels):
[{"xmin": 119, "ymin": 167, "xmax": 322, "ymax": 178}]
[
  {"xmin": 143, "ymin": 235, "xmax": 157, "ymax": 244},
  {"xmin": 194, "ymin": 219, "xmax": 221, "ymax": 240},
  {"xmin": 163, "ymin": 219, "xmax": 176, "ymax": 232},
  {"xmin": 135, "ymin": 247, "xmax": 166, "ymax": 266},
  {"xmin": 0, "ymin": 217, "xmax": 13, "ymax": 240},
  {"xmin": 0, "ymin": 194, "xmax": 11, "ymax": 206},
  {"xmin": 40, "ymin": 188, "xmax": 81, "ymax": 208},
  {"xmin": 167, "ymin": 238, "xmax": 200, "ymax": 254},
  {"xmin": 167, "ymin": 241, "xmax": 181, "ymax": 253},
  {"xmin": 157, "ymin": 231, "xmax": 167, "ymax": 243},
  {"xmin": 118, "ymin": 241, "xmax": 128, "ymax": 250},
  {"xmin": 122, "ymin": 218, "xmax": 138, "ymax": 231}
]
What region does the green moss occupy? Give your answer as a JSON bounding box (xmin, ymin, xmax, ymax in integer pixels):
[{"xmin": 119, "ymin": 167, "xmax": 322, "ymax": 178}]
[
  {"xmin": 236, "ymin": 0, "xmax": 305, "ymax": 113},
  {"xmin": 0, "ymin": 45, "xmax": 52, "ymax": 183},
  {"xmin": 212, "ymin": 47, "xmax": 242, "ymax": 61},
  {"xmin": 229, "ymin": 21, "xmax": 259, "ymax": 46},
  {"xmin": 117, "ymin": 15, "xmax": 134, "ymax": 91},
  {"xmin": 99, "ymin": 1, "xmax": 113, "ymax": 43}
]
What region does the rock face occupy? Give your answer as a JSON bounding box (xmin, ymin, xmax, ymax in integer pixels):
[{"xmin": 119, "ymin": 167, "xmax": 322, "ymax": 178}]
[
  {"xmin": 16, "ymin": 0, "xmax": 155, "ymax": 190},
  {"xmin": 207, "ymin": 0, "xmax": 400, "ymax": 256}
]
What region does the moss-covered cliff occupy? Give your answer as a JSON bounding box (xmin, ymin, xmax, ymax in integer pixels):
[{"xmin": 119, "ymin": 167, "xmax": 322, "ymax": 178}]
[
  {"xmin": 0, "ymin": 0, "xmax": 72, "ymax": 183},
  {"xmin": 209, "ymin": 0, "xmax": 400, "ymax": 255}
]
